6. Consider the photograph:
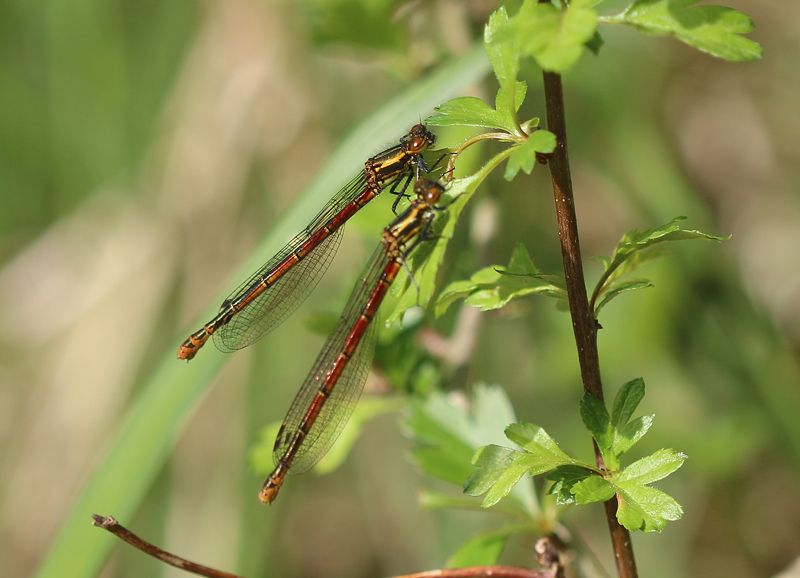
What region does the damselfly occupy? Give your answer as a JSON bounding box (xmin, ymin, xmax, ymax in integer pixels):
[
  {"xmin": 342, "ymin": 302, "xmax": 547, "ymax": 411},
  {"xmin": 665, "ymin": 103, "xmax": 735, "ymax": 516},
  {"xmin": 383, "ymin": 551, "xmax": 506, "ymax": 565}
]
[
  {"xmin": 178, "ymin": 125, "xmax": 436, "ymax": 360},
  {"xmin": 259, "ymin": 178, "xmax": 445, "ymax": 503}
]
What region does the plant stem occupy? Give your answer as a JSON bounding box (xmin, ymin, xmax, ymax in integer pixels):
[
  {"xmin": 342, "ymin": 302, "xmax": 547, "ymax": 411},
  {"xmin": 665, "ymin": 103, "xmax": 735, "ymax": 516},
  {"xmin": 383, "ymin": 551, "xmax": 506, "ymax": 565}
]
[
  {"xmin": 92, "ymin": 515, "xmax": 244, "ymax": 578},
  {"xmin": 393, "ymin": 567, "xmax": 553, "ymax": 578},
  {"xmin": 92, "ymin": 514, "xmax": 556, "ymax": 578},
  {"xmin": 540, "ymin": 70, "xmax": 639, "ymax": 578},
  {"xmin": 444, "ymin": 131, "xmax": 523, "ymax": 180}
]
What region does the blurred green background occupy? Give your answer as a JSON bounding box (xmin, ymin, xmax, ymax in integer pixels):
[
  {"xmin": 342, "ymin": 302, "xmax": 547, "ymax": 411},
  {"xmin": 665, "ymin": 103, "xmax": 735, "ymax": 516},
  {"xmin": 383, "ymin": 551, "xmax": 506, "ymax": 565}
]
[{"xmin": 1, "ymin": 1, "xmax": 798, "ymax": 577}]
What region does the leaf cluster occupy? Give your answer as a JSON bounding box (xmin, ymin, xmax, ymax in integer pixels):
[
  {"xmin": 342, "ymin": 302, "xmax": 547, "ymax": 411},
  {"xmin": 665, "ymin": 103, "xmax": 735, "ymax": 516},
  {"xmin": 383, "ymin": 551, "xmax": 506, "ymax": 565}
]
[
  {"xmin": 461, "ymin": 380, "xmax": 686, "ymax": 533},
  {"xmin": 590, "ymin": 216, "xmax": 728, "ymax": 316},
  {"xmin": 436, "ymin": 244, "xmax": 566, "ymax": 318},
  {"xmin": 436, "ymin": 216, "xmax": 725, "ymax": 320}
]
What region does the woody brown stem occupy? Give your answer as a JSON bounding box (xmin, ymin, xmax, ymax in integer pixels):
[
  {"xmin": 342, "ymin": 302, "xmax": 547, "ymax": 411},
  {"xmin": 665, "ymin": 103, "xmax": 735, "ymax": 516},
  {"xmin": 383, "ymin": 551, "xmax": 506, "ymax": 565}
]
[
  {"xmin": 541, "ymin": 69, "xmax": 638, "ymax": 578},
  {"xmin": 92, "ymin": 515, "xmax": 244, "ymax": 578}
]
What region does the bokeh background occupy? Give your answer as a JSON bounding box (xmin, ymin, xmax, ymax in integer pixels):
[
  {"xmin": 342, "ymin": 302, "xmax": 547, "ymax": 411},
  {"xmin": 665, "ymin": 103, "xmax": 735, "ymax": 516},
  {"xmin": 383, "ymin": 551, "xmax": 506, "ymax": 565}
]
[{"xmin": 1, "ymin": 1, "xmax": 798, "ymax": 577}]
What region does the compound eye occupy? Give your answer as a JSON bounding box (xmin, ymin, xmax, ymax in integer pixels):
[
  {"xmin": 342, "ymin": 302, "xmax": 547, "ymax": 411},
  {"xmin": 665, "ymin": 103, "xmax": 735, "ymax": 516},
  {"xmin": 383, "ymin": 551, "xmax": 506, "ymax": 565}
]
[{"xmin": 408, "ymin": 137, "xmax": 426, "ymax": 152}]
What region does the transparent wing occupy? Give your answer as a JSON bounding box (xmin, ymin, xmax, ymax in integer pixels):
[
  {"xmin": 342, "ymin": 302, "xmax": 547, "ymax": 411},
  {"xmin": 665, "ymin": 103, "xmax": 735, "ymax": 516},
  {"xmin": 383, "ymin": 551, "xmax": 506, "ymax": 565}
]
[
  {"xmin": 212, "ymin": 172, "xmax": 368, "ymax": 351},
  {"xmin": 273, "ymin": 245, "xmax": 391, "ymax": 474},
  {"xmin": 214, "ymin": 228, "xmax": 343, "ymax": 352}
]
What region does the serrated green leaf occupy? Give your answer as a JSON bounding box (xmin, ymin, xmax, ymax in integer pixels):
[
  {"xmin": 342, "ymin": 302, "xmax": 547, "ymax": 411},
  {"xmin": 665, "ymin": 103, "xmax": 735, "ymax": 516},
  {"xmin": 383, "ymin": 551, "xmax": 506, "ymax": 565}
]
[
  {"xmin": 520, "ymin": 117, "xmax": 541, "ymax": 133},
  {"xmin": 594, "ymin": 279, "xmax": 654, "ymax": 316},
  {"xmin": 571, "ymin": 475, "xmax": 617, "ymax": 504},
  {"xmin": 504, "ymin": 130, "xmax": 557, "ymax": 180},
  {"xmin": 505, "ymin": 423, "xmax": 579, "ymax": 466},
  {"xmin": 579, "ymin": 393, "xmax": 612, "ymax": 453},
  {"xmin": 508, "ymin": 1, "xmax": 599, "ymax": 72},
  {"xmin": 466, "ymin": 421, "xmax": 588, "ymax": 508},
  {"xmin": 446, "ymin": 530, "xmax": 512, "ymax": 568},
  {"xmin": 426, "ymin": 96, "xmax": 508, "ymax": 130},
  {"xmin": 546, "ymin": 464, "xmax": 594, "ymax": 505},
  {"xmin": 611, "ymin": 378, "xmax": 646, "ymax": 429},
  {"xmin": 617, "ymin": 0, "xmax": 761, "ymax": 62},
  {"xmin": 508, "ymin": 243, "xmax": 536, "ymax": 274},
  {"xmin": 613, "ymin": 415, "xmax": 653, "ymax": 457},
  {"xmin": 615, "ymin": 485, "xmax": 684, "ymax": 532},
  {"xmin": 514, "ymin": 81, "xmax": 528, "ymax": 113},
  {"xmin": 592, "ymin": 216, "xmax": 727, "ymax": 318},
  {"xmin": 465, "ymin": 445, "xmax": 536, "ymax": 500},
  {"xmin": 435, "ymin": 279, "xmax": 482, "ymax": 317},
  {"xmin": 485, "ymin": 6, "xmax": 518, "ymax": 92},
  {"xmin": 434, "ymin": 242, "xmax": 566, "ymax": 317},
  {"xmin": 617, "ymin": 448, "xmax": 687, "ymax": 486},
  {"xmin": 485, "ymin": 6, "xmax": 524, "ymax": 133},
  {"xmin": 483, "ymin": 6, "xmax": 528, "ymax": 136}
]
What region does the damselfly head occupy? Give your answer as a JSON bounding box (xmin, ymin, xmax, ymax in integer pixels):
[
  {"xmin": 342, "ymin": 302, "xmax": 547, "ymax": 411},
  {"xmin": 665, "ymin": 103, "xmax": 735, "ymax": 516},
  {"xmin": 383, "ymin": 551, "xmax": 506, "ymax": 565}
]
[
  {"xmin": 414, "ymin": 179, "xmax": 444, "ymax": 206},
  {"xmin": 405, "ymin": 124, "xmax": 435, "ymax": 153}
]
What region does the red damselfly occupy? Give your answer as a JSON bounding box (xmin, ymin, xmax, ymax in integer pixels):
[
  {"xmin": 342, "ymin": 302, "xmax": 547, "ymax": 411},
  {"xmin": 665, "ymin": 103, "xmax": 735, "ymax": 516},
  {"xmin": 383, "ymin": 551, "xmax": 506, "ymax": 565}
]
[
  {"xmin": 259, "ymin": 178, "xmax": 445, "ymax": 503},
  {"xmin": 178, "ymin": 125, "xmax": 436, "ymax": 360}
]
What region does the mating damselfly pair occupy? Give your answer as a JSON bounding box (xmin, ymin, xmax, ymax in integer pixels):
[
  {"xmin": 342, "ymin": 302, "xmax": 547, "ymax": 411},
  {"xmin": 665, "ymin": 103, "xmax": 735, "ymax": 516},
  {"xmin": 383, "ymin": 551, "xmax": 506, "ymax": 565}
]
[{"xmin": 178, "ymin": 125, "xmax": 450, "ymax": 502}]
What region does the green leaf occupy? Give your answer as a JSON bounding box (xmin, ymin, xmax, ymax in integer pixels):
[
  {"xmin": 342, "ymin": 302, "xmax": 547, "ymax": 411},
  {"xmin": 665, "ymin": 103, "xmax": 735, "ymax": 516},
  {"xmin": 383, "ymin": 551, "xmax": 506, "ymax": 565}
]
[
  {"xmin": 405, "ymin": 384, "xmax": 539, "ymax": 514},
  {"xmin": 546, "ymin": 464, "xmax": 594, "ymax": 505},
  {"xmin": 435, "ymin": 243, "xmax": 566, "ymax": 317},
  {"xmin": 613, "ymin": 415, "xmax": 654, "ymax": 457},
  {"xmin": 611, "ymin": 378, "xmax": 646, "ymax": 429},
  {"xmin": 485, "ymin": 6, "xmax": 524, "ymax": 134},
  {"xmin": 617, "ymin": 448, "xmax": 687, "ymax": 486},
  {"xmin": 593, "ymin": 246, "xmax": 669, "ymax": 289},
  {"xmin": 465, "ymin": 445, "xmax": 541, "ymax": 507},
  {"xmin": 592, "ymin": 216, "xmax": 727, "ymax": 318},
  {"xmin": 593, "ymin": 279, "xmax": 654, "ymax": 316},
  {"xmin": 615, "ymin": 485, "xmax": 684, "ymax": 532},
  {"xmin": 615, "ymin": 0, "xmax": 762, "ymax": 62},
  {"xmin": 584, "ymin": 379, "xmax": 655, "ymax": 468},
  {"xmin": 571, "ymin": 475, "xmax": 617, "ymax": 504},
  {"xmin": 427, "ymin": 95, "xmax": 523, "ymax": 133},
  {"xmin": 506, "ymin": 0, "xmax": 599, "ymax": 72},
  {"xmin": 508, "ymin": 243, "xmax": 536, "ymax": 273},
  {"xmin": 608, "ymin": 379, "xmax": 652, "ymax": 461},
  {"xmin": 428, "ymin": 7, "xmax": 534, "ymax": 134},
  {"xmin": 466, "ymin": 422, "xmax": 593, "ymax": 508},
  {"xmin": 426, "ymin": 96, "xmax": 507, "ymax": 130},
  {"xmin": 503, "ymin": 130, "xmax": 557, "ymax": 181},
  {"xmin": 579, "ymin": 393, "xmax": 612, "ymax": 452},
  {"xmin": 446, "ymin": 530, "xmax": 512, "ymax": 568},
  {"xmin": 505, "ymin": 423, "xmax": 575, "ymax": 464}
]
